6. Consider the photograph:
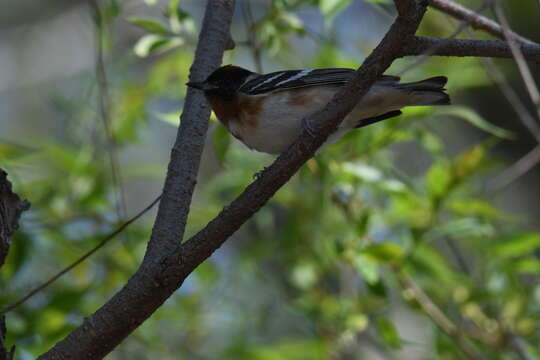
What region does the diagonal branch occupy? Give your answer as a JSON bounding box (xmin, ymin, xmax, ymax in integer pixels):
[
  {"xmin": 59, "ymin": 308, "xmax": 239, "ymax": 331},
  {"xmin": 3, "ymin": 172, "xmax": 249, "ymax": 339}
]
[
  {"xmin": 177, "ymin": 0, "xmax": 428, "ymax": 314},
  {"xmin": 493, "ymin": 2, "xmax": 540, "ymax": 121},
  {"xmin": 37, "ymin": 0, "xmax": 427, "ymax": 358},
  {"xmin": 430, "ymin": 0, "xmax": 537, "ymax": 46},
  {"xmin": 37, "ymin": 0, "xmax": 236, "ymax": 358}
]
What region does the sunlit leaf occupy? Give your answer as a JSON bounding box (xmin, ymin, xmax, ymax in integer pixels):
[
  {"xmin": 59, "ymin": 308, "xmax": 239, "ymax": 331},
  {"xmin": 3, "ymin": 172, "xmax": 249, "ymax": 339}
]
[
  {"xmin": 128, "ymin": 17, "xmax": 170, "ymax": 35},
  {"xmin": 291, "ymin": 263, "xmax": 318, "ymax": 289},
  {"xmin": 353, "ymin": 254, "xmax": 379, "ymax": 284},
  {"xmin": 452, "ymin": 144, "xmax": 486, "ymax": 180},
  {"xmin": 361, "ymin": 242, "xmax": 404, "ymax": 263},
  {"xmin": 341, "ymin": 162, "xmax": 382, "ymax": 182},
  {"xmin": 449, "ymin": 199, "xmax": 503, "ymax": 219},
  {"xmin": 320, "ymin": 0, "xmax": 350, "ymax": 26},
  {"xmin": 492, "ymin": 233, "xmax": 540, "ymax": 259},
  {"xmin": 438, "ymin": 106, "xmax": 514, "ymax": 139},
  {"xmin": 375, "ymin": 317, "xmax": 401, "ymax": 349},
  {"xmin": 431, "ymin": 218, "xmax": 494, "ymax": 239},
  {"xmin": 247, "ymin": 339, "xmax": 328, "ymax": 359},
  {"xmin": 134, "ymin": 35, "xmax": 183, "ymax": 57},
  {"xmin": 155, "ymin": 111, "xmax": 180, "ymax": 126},
  {"xmin": 513, "ymin": 258, "xmax": 540, "ymax": 275},
  {"xmin": 426, "ymin": 161, "xmax": 451, "ymax": 200}
]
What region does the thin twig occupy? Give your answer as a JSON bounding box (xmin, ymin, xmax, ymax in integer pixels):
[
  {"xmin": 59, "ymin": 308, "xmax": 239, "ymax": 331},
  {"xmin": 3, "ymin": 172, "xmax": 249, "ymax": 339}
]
[
  {"xmin": 493, "ymin": 2, "xmax": 540, "ymax": 123},
  {"xmin": 0, "ymin": 195, "xmax": 161, "ymax": 315},
  {"xmin": 476, "ymin": 55, "xmax": 540, "ymax": 143},
  {"xmin": 89, "ymin": 0, "xmax": 129, "ymax": 227},
  {"xmin": 242, "ymin": 0, "xmax": 263, "ymax": 73},
  {"xmin": 397, "ymin": 273, "xmax": 486, "ymax": 360},
  {"xmin": 430, "ymin": 0, "xmax": 536, "ymax": 46},
  {"xmin": 398, "ymin": 0, "xmax": 494, "ymax": 75},
  {"xmin": 489, "ymin": 144, "xmax": 540, "ymax": 190}
]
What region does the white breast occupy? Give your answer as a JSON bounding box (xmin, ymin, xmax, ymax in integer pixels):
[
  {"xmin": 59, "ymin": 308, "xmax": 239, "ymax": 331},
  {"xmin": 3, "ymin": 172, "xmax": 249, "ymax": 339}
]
[{"xmin": 231, "ymin": 84, "xmax": 408, "ymax": 154}]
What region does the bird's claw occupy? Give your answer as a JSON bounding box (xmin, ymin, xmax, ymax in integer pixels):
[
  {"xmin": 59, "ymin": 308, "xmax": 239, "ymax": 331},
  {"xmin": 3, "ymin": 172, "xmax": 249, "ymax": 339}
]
[
  {"xmin": 302, "ymin": 118, "xmax": 316, "ymax": 138},
  {"xmin": 253, "ymin": 167, "xmax": 268, "ymax": 180}
]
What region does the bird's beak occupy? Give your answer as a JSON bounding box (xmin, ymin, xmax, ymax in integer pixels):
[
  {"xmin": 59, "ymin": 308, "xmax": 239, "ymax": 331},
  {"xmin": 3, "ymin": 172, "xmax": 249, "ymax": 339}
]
[{"xmin": 186, "ymin": 81, "xmax": 216, "ymax": 91}]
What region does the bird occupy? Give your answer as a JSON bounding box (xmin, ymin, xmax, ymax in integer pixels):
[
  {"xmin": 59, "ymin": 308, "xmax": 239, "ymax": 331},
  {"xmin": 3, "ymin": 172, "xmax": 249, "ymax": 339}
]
[{"xmin": 187, "ymin": 65, "xmax": 450, "ymax": 154}]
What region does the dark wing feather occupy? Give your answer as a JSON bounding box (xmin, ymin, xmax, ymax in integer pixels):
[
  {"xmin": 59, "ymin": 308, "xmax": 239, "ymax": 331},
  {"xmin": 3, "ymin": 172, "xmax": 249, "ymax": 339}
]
[{"xmin": 240, "ymin": 68, "xmax": 357, "ymax": 95}]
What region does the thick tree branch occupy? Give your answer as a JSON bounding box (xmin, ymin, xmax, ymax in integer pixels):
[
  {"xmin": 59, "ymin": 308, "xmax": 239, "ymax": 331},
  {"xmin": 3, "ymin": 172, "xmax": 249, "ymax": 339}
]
[
  {"xmin": 0, "ymin": 171, "xmax": 30, "ymax": 268},
  {"xmin": 37, "ymin": 1, "xmax": 235, "ymax": 359},
  {"xmin": 177, "ymin": 0, "xmax": 428, "ymax": 316},
  {"xmin": 1, "ymin": 169, "xmax": 30, "ymax": 360},
  {"xmin": 33, "ymin": 0, "xmax": 540, "ymax": 358},
  {"xmin": 400, "ymin": 36, "xmax": 540, "ymax": 61},
  {"xmin": 430, "ymin": 0, "xmax": 536, "ymax": 46},
  {"xmin": 37, "ymin": 0, "xmax": 426, "ymax": 358}
]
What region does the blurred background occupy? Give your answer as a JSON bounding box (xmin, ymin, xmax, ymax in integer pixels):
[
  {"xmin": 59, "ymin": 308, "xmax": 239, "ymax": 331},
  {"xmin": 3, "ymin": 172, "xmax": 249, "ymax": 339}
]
[{"xmin": 1, "ymin": 0, "xmax": 540, "ymax": 359}]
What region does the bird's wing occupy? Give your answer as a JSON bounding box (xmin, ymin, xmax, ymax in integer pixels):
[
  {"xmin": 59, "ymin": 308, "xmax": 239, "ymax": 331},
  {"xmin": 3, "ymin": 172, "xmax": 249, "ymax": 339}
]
[
  {"xmin": 240, "ymin": 68, "xmax": 399, "ymax": 95},
  {"xmin": 240, "ymin": 68, "xmax": 401, "ymax": 95}
]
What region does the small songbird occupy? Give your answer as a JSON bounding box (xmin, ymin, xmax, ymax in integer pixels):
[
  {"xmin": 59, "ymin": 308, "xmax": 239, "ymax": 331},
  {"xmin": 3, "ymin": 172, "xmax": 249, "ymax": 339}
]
[{"xmin": 187, "ymin": 65, "xmax": 450, "ymax": 154}]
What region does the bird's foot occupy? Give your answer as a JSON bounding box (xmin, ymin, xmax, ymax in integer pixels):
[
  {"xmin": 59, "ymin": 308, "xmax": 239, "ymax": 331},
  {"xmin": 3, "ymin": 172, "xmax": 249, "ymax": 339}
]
[
  {"xmin": 253, "ymin": 167, "xmax": 268, "ymax": 180},
  {"xmin": 302, "ymin": 118, "xmax": 316, "ymax": 137}
]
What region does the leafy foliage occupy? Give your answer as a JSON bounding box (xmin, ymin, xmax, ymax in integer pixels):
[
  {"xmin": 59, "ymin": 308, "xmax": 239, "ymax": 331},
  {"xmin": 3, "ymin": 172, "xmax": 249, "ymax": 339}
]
[{"xmin": 1, "ymin": 0, "xmax": 539, "ymax": 359}]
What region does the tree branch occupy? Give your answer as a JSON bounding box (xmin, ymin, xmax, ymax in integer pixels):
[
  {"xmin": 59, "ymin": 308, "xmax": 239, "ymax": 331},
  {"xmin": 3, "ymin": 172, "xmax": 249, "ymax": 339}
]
[
  {"xmin": 37, "ymin": 0, "xmax": 427, "ymax": 358},
  {"xmin": 430, "ymin": 0, "xmax": 537, "ymax": 46},
  {"xmin": 34, "ymin": 0, "xmax": 540, "ymax": 357},
  {"xmin": 177, "ymin": 0, "xmax": 427, "ymax": 281},
  {"xmin": 400, "ymin": 36, "xmax": 540, "ymax": 61},
  {"xmin": 1, "ymin": 169, "xmax": 30, "ymax": 360},
  {"xmin": 396, "ymin": 273, "xmax": 485, "ymax": 360},
  {"xmin": 1, "ymin": 196, "xmax": 161, "ymax": 315},
  {"xmin": 37, "ymin": 0, "xmax": 236, "ymax": 358}
]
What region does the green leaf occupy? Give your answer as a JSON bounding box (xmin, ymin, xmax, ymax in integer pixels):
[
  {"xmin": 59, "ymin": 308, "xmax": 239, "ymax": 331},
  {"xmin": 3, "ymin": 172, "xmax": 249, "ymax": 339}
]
[
  {"xmin": 341, "ymin": 162, "xmax": 382, "ymax": 182},
  {"xmin": 452, "ymin": 144, "xmax": 486, "ymax": 180},
  {"xmin": 134, "ymin": 34, "xmax": 168, "ymax": 57},
  {"xmin": 212, "ymin": 125, "xmax": 231, "ymax": 165},
  {"xmin": 155, "ymin": 111, "xmax": 180, "ymax": 126},
  {"xmin": 492, "ymin": 233, "xmax": 540, "ymax": 259},
  {"xmin": 438, "ymin": 106, "xmax": 514, "ymax": 139},
  {"xmin": 291, "ymin": 263, "xmax": 318, "ymax": 289},
  {"xmin": 361, "ymin": 243, "xmax": 404, "ymax": 263},
  {"xmin": 247, "ymin": 339, "xmax": 328, "ymax": 360},
  {"xmin": 431, "ymin": 218, "xmax": 494, "ymax": 239},
  {"xmin": 409, "ymin": 244, "xmax": 459, "ymax": 284},
  {"xmin": 513, "ymin": 258, "xmax": 540, "ymax": 275},
  {"xmin": 353, "ymin": 254, "xmax": 380, "ymax": 284},
  {"xmin": 320, "ymin": 0, "xmax": 350, "ymax": 25},
  {"xmin": 134, "ymin": 35, "xmax": 184, "ymax": 57},
  {"xmin": 426, "ymin": 162, "xmax": 451, "ymax": 200},
  {"xmin": 449, "ymin": 199, "xmax": 503, "ymax": 219},
  {"xmin": 375, "ymin": 317, "xmax": 401, "ymax": 349},
  {"xmin": 128, "ymin": 17, "xmax": 170, "ymax": 35}
]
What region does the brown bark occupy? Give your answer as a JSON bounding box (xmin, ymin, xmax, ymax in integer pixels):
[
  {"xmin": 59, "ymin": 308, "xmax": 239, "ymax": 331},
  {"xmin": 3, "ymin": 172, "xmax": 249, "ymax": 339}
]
[{"xmin": 0, "ymin": 169, "xmax": 30, "ymax": 360}]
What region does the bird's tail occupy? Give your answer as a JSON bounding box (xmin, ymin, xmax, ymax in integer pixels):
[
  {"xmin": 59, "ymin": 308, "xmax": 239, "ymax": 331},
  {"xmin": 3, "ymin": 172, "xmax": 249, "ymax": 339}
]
[{"xmin": 396, "ymin": 76, "xmax": 450, "ymax": 106}]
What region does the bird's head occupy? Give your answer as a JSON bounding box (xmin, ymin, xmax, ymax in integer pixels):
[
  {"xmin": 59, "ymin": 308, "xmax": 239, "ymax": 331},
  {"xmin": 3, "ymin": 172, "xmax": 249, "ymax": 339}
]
[{"xmin": 186, "ymin": 65, "xmax": 253, "ymax": 100}]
